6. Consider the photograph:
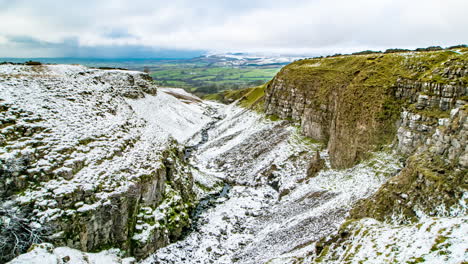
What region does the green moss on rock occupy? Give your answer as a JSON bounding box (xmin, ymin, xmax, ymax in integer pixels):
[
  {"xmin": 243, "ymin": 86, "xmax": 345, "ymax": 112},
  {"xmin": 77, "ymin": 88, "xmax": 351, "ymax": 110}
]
[{"xmin": 265, "ymin": 50, "xmax": 466, "ymax": 169}]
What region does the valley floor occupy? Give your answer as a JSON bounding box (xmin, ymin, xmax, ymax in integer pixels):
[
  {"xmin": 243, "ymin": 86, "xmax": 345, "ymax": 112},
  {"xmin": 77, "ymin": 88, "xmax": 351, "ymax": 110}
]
[{"xmin": 142, "ymin": 102, "xmax": 405, "ymax": 263}]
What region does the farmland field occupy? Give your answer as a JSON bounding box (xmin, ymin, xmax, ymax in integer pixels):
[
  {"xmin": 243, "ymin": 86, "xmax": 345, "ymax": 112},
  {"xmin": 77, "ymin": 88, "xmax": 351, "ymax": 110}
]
[
  {"xmin": 0, "ymin": 56, "xmax": 286, "ymax": 94},
  {"xmin": 150, "ymin": 66, "xmax": 280, "ymax": 93}
]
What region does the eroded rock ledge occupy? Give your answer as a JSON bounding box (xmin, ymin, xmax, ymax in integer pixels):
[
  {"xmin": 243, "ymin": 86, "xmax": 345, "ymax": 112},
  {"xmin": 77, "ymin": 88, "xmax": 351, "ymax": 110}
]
[
  {"xmin": 262, "ymin": 49, "xmax": 467, "ymax": 263},
  {"xmin": 264, "ymin": 51, "xmax": 467, "ymax": 169},
  {"xmin": 0, "ymin": 65, "xmax": 198, "ymax": 262}
]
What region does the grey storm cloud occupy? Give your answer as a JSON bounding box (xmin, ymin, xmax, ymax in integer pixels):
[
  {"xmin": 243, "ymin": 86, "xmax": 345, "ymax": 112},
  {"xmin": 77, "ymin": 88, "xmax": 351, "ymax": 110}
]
[{"xmin": 0, "ymin": 0, "xmax": 467, "ymax": 57}]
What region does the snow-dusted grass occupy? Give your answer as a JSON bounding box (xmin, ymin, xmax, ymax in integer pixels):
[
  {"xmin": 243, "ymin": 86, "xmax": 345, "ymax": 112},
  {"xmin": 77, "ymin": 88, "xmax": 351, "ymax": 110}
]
[
  {"xmin": 311, "ymin": 216, "xmax": 468, "ymax": 264},
  {"xmin": 1, "ymin": 64, "xmax": 214, "ymax": 262},
  {"xmin": 8, "ymin": 243, "xmax": 134, "ymax": 264},
  {"xmin": 144, "ymin": 105, "xmax": 405, "ymax": 264},
  {"xmin": 127, "ymin": 89, "xmax": 212, "ymax": 143}
]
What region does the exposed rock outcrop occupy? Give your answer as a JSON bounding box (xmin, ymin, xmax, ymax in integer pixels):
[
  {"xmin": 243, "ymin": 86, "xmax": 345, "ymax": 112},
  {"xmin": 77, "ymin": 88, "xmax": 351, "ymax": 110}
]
[
  {"xmin": 264, "ymin": 55, "xmax": 403, "ymax": 169},
  {"xmin": 306, "ymin": 150, "xmax": 325, "ymax": 179},
  {"xmin": 262, "ymin": 49, "xmax": 467, "ymax": 263},
  {"xmin": 351, "ymin": 57, "xmax": 467, "ymax": 220},
  {"xmin": 351, "ymin": 107, "xmax": 467, "ymax": 221},
  {"xmin": 0, "ymin": 65, "xmax": 202, "ymax": 262},
  {"xmin": 264, "ymin": 50, "xmax": 467, "ymax": 170}
]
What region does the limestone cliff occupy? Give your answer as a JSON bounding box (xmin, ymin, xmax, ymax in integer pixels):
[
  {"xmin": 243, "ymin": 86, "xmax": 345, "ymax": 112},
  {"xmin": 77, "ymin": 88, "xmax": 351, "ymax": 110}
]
[
  {"xmin": 0, "ymin": 64, "xmax": 207, "ymax": 262},
  {"xmin": 350, "ymin": 83, "xmax": 466, "ymax": 221},
  {"xmin": 262, "ymin": 49, "xmax": 467, "ymax": 262},
  {"xmin": 264, "ymin": 50, "xmax": 467, "ymax": 169}
]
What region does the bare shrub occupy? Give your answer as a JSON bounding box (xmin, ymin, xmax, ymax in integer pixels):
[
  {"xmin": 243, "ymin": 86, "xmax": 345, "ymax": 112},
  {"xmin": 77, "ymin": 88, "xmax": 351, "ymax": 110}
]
[{"xmin": 0, "ymin": 204, "xmax": 51, "ymax": 262}]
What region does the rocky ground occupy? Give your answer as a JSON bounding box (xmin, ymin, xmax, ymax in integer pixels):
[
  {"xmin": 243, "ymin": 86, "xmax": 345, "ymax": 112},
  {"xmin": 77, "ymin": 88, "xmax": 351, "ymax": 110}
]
[{"xmin": 142, "ymin": 105, "xmax": 404, "ymax": 264}]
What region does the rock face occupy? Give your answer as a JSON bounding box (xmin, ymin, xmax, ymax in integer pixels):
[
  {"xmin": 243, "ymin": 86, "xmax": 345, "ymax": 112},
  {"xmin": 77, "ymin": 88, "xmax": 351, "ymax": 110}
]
[
  {"xmin": 264, "ymin": 55, "xmax": 400, "ymax": 169},
  {"xmin": 262, "ymin": 50, "xmax": 467, "ymax": 263},
  {"xmin": 264, "ymin": 51, "xmax": 468, "ymax": 169},
  {"xmin": 351, "ymin": 107, "xmax": 466, "ymax": 218},
  {"xmin": 348, "ymin": 55, "xmax": 467, "ymax": 220},
  {"xmin": 309, "ymin": 103, "xmax": 467, "ymax": 262},
  {"xmin": 394, "ymin": 79, "xmax": 467, "ymax": 155},
  {"xmin": 0, "ymin": 65, "xmax": 207, "ymax": 262},
  {"xmin": 351, "ymin": 90, "xmax": 467, "ymax": 221},
  {"xmin": 306, "ymin": 150, "xmax": 325, "ymax": 179}
]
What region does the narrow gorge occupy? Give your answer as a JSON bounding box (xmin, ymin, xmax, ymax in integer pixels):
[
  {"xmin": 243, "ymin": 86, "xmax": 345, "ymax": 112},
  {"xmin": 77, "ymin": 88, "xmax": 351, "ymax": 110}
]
[{"xmin": 1, "ymin": 48, "xmax": 467, "ymax": 264}]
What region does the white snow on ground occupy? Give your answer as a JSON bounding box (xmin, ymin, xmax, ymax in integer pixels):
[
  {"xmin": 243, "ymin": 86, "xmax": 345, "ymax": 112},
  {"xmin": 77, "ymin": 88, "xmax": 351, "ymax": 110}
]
[
  {"xmin": 8, "ymin": 243, "xmax": 135, "ymax": 264},
  {"xmin": 127, "ymin": 89, "xmax": 212, "ymax": 143},
  {"xmin": 0, "ymin": 64, "xmax": 214, "ymax": 264},
  {"xmin": 0, "ymin": 64, "xmax": 213, "ymax": 222},
  {"xmin": 306, "ymin": 216, "xmax": 468, "ymax": 264},
  {"xmin": 143, "ymin": 106, "xmax": 405, "ymax": 264}
]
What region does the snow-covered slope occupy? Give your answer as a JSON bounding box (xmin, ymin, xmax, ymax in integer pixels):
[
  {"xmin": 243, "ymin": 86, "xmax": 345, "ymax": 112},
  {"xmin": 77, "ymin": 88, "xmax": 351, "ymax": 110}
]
[
  {"xmin": 0, "ymin": 64, "xmax": 213, "ymax": 262},
  {"xmin": 127, "ymin": 87, "xmax": 212, "ymax": 143},
  {"xmin": 199, "ymin": 53, "xmax": 305, "ymax": 66},
  {"xmin": 143, "ymin": 106, "xmax": 404, "ymax": 264},
  {"xmin": 307, "ymin": 216, "xmax": 468, "ymax": 264},
  {"xmin": 8, "ymin": 243, "xmax": 135, "ymax": 264}
]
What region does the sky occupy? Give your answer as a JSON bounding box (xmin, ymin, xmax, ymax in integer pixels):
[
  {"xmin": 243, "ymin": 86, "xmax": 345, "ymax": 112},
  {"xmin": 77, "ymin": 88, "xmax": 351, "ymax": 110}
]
[{"xmin": 0, "ymin": 0, "xmax": 467, "ymax": 58}]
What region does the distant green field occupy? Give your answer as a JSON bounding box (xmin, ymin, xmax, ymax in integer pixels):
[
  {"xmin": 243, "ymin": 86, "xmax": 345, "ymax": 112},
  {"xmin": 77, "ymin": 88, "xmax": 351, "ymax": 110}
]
[
  {"xmin": 150, "ymin": 66, "xmax": 281, "ymax": 94},
  {"xmin": 0, "ymin": 57, "xmax": 283, "ymax": 95}
]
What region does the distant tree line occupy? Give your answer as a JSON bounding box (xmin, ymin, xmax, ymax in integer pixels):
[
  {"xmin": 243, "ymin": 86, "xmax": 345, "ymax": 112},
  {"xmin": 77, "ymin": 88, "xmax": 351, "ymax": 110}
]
[
  {"xmin": 0, "ymin": 61, "xmax": 42, "ymax": 65},
  {"xmin": 293, "ymin": 44, "xmax": 468, "ymax": 61}
]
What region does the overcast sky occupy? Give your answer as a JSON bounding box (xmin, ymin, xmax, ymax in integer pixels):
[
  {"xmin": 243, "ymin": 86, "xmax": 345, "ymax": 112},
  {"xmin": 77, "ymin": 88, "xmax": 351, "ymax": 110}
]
[{"xmin": 1, "ymin": 0, "xmax": 467, "ymax": 58}]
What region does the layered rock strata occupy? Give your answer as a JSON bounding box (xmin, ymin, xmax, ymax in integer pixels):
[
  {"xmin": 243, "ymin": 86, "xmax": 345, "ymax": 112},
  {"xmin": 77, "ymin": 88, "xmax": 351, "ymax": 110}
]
[{"xmin": 0, "ymin": 65, "xmax": 199, "ymax": 262}]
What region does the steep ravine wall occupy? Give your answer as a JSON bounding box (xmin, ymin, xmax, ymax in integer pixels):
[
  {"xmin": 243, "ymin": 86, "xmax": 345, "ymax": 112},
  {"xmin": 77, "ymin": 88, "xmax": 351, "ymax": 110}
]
[
  {"xmin": 264, "ymin": 49, "xmax": 467, "ymax": 262},
  {"xmin": 307, "ymin": 105, "xmax": 466, "ymax": 263},
  {"xmin": 350, "ymin": 85, "xmax": 467, "ymax": 220},
  {"xmin": 264, "ymin": 55, "xmax": 402, "ymax": 169},
  {"xmin": 264, "ymin": 50, "xmax": 467, "ymax": 169},
  {"xmin": 0, "ymin": 65, "xmax": 195, "ymax": 262},
  {"xmin": 46, "ymin": 146, "xmax": 194, "ymax": 259}
]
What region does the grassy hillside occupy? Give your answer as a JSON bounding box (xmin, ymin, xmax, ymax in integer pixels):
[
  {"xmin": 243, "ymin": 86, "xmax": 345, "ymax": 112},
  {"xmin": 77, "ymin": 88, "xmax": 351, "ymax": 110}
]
[{"xmin": 205, "ymin": 84, "xmax": 267, "ymax": 111}]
